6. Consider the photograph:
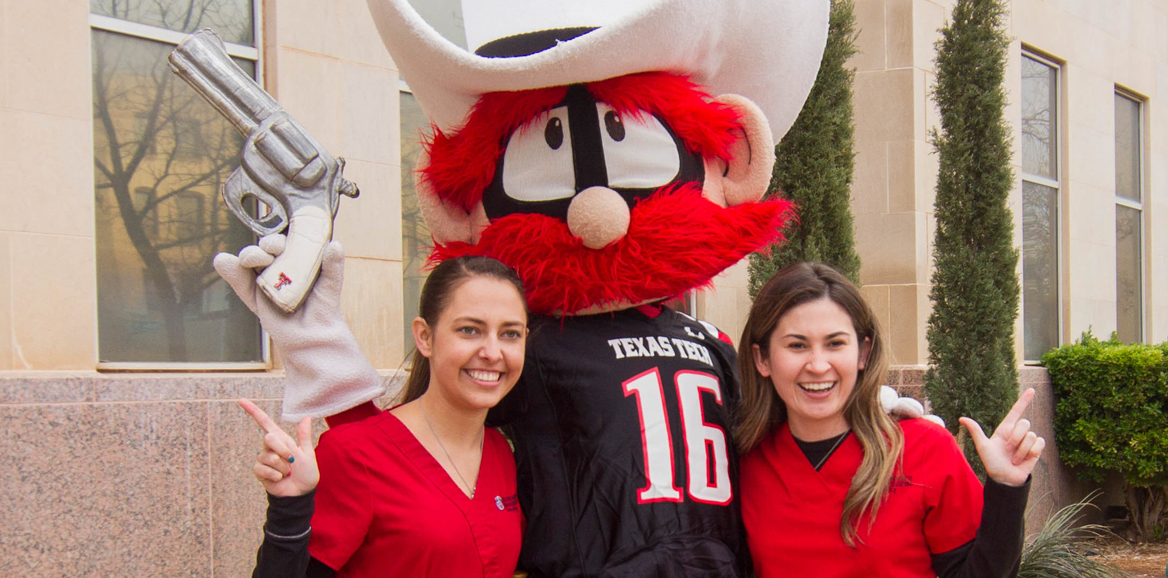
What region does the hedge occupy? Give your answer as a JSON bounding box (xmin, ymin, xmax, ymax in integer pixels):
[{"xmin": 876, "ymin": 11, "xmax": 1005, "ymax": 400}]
[
  {"xmin": 1043, "ymin": 331, "xmax": 1168, "ymax": 485},
  {"xmin": 1043, "ymin": 331, "xmax": 1168, "ymax": 540}
]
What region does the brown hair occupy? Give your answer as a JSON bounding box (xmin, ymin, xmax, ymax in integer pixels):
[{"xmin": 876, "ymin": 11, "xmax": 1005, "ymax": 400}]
[
  {"xmin": 400, "ymin": 256, "xmax": 527, "ymax": 404},
  {"xmin": 735, "ymin": 262, "xmax": 903, "ymax": 547}
]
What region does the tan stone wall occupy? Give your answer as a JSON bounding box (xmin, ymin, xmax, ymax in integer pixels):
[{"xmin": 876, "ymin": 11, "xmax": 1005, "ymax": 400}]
[
  {"xmin": 850, "ymin": 0, "xmax": 954, "ymax": 366},
  {"xmin": 0, "ymin": 0, "xmax": 97, "ymax": 370},
  {"xmin": 701, "ymin": 259, "xmax": 753, "ymax": 345},
  {"xmin": 3, "ymin": 0, "xmax": 1166, "ymax": 572},
  {"xmin": 0, "ymin": 2, "xmax": 409, "ymax": 573},
  {"xmin": 0, "ymin": 0, "xmax": 406, "ymax": 370},
  {"xmin": 839, "ymin": 0, "xmax": 1168, "ymax": 364},
  {"xmin": 260, "ymin": 0, "xmax": 407, "ymax": 369},
  {"xmin": 1010, "ymin": 0, "xmax": 1168, "ymax": 346}
]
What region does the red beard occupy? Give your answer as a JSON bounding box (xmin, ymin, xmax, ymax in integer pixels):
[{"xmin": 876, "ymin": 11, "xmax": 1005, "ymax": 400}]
[{"xmin": 430, "ymin": 184, "xmax": 794, "ymax": 315}]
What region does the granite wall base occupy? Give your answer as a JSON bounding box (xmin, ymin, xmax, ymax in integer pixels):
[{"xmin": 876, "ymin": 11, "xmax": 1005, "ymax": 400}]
[
  {"xmin": 2, "ymin": 367, "xmax": 1114, "ymax": 575},
  {"xmin": 0, "ymin": 372, "xmax": 403, "ymax": 577}
]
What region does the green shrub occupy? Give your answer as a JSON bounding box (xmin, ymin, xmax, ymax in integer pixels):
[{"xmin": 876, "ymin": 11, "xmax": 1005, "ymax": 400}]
[
  {"xmin": 1043, "ymin": 330, "xmax": 1168, "ymax": 540},
  {"xmin": 924, "ymin": 0, "xmax": 1019, "ymax": 476},
  {"xmin": 749, "ymin": 0, "xmax": 861, "ymax": 295}
]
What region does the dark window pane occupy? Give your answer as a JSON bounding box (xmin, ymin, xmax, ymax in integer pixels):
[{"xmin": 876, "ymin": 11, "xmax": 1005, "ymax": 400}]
[
  {"xmin": 1115, "ymin": 93, "xmax": 1141, "ymax": 202},
  {"xmin": 92, "ymin": 30, "xmax": 260, "ymax": 362},
  {"xmin": 1023, "ymin": 181, "xmax": 1059, "ymax": 360},
  {"xmin": 1116, "ymin": 205, "xmax": 1142, "ymax": 343},
  {"xmin": 91, "ymin": 0, "xmax": 254, "ymax": 46},
  {"xmin": 401, "ymin": 92, "xmax": 434, "ymax": 352},
  {"xmin": 1021, "ymin": 56, "xmax": 1057, "ymax": 179}
]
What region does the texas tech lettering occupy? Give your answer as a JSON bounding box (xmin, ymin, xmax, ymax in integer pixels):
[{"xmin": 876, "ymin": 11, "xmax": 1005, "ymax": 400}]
[{"xmin": 606, "ymin": 336, "xmax": 714, "ymax": 367}]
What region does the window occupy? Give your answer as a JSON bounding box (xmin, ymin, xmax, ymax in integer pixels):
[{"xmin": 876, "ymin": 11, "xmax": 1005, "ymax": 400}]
[
  {"xmin": 1115, "ymin": 91, "xmax": 1143, "ymax": 343},
  {"xmin": 1020, "ymin": 54, "xmax": 1060, "ymax": 361},
  {"xmin": 91, "ymin": 0, "xmax": 262, "ymax": 366},
  {"xmin": 401, "ymin": 0, "xmax": 465, "ymax": 352},
  {"xmin": 400, "ymin": 91, "xmax": 435, "ymax": 352}
]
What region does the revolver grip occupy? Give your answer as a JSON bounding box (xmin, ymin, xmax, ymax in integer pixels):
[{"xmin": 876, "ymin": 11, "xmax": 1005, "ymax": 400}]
[
  {"xmin": 257, "ymin": 206, "xmax": 333, "ymax": 313},
  {"xmin": 223, "ymin": 165, "xmax": 289, "ymax": 237}
]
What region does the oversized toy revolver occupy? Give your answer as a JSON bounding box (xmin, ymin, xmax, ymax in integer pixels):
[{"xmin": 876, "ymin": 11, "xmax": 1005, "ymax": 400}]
[{"xmin": 168, "ymin": 29, "xmax": 358, "ymax": 313}]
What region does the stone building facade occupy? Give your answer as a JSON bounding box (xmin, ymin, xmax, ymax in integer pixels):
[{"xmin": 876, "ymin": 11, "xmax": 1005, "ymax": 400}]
[{"xmin": 0, "ymin": 0, "xmax": 1164, "ymax": 574}]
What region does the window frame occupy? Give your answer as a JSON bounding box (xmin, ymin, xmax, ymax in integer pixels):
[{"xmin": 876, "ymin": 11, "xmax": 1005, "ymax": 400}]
[
  {"xmin": 1114, "ymin": 87, "xmax": 1146, "ymax": 343},
  {"xmin": 1019, "ymin": 50, "xmax": 1064, "ymax": 364},
  {"xmin": 91, "ymin": 2, "xmax": 270, "ymax": 371}
]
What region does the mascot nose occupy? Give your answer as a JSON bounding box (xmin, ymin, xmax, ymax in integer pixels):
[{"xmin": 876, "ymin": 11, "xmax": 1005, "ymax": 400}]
[{"xmin": 566, "ymin": 186, "xmax": 631, "ymax": 249}]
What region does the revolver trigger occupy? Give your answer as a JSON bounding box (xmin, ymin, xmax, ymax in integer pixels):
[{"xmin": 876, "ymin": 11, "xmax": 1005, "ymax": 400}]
[
  {"xmin": 255, "ymin": 210, "xmax": 286, "ymax": 231},
  {"xmin": 222, "ymin": 166, "xmax": 289, "ymax": 236}
]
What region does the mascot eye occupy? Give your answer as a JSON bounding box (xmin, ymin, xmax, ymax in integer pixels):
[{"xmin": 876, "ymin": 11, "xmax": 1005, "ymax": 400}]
[
  {"xmin": 597, "ymin": 104, "xmax": 680, "ymax": 189},
  {"xmin": 501, "ymin": 106, "xmax": 577, "ymax": 202},
  {"xmin": 604, "ymin": 111, "xmax": 625, "ymax": 141},
  {"xmin": 545, "ymin": 117, "xmax": 564, "ymax": 149}
]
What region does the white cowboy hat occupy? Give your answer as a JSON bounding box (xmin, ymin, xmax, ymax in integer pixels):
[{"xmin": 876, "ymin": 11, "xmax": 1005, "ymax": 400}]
[{"xmin": 366, "ymin": 0, "xmax": 829, "ymax": 142}]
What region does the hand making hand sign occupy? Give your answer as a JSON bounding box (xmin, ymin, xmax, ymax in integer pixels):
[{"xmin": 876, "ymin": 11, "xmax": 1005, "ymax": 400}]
[
  {"xmin": 959, "ymin": 388, "xmax": 1046, "ymax": 487},
  {"xmin": 239, "ymin": 399, "xmax": 319, "ymax": 497}
]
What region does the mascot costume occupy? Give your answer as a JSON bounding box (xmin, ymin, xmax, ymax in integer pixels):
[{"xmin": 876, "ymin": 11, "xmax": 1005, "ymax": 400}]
[{"xmin": 216, "ymin": 0, "xmax": 926, "ymax": 575}]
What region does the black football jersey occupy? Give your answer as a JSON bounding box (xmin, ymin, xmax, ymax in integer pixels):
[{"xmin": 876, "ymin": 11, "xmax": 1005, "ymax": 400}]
[{"xmin": 490, "ymin": 305, "xmax": 749, "ymax": 578}]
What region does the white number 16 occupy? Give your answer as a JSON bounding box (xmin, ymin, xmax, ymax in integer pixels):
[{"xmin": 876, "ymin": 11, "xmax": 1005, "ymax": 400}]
[{"xmin": 622, "ymin": 368, "xmax": 732, "ymax": 505}]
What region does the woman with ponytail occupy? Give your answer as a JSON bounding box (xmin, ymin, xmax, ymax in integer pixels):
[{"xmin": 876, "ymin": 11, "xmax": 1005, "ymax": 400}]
[
  {"xmin": 737, "ymin": 262, "xmax": 1044, "ymax": 578},
  {"xmin": 241, "ymin": 256, "xmax": 528, "ymax": 578}
]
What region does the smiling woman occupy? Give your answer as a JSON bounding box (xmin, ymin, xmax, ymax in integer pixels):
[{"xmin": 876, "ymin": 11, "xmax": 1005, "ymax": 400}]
[
  {"xmin": 736, "ymin": 262, "xmax": 1045, "ymax": 578},
  {"xmin": 241, "ymin": 255, "xmax": 529, "ymax": 578}
]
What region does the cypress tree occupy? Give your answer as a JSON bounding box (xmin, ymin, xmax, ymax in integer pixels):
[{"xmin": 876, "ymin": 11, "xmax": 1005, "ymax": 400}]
[
  {"xmin": 749, "ymin": 0, "xmax": 861, "ymax": 296},
  {"xmin": 924, "ymin": 0, "xmax": 1019, "ymax": 473}
]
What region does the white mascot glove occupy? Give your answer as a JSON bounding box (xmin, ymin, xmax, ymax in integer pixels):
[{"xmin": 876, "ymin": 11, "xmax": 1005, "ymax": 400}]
[
  {"xmin": 879, "ymin": 385, "xmax": 945, "ymax": 428},
  {"xmin": 214, "ymin": 235, "xmax": 385, "ymax": 420}
]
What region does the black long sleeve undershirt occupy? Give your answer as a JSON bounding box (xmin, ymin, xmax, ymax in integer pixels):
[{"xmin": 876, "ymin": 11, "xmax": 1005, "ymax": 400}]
[
  {"xmin": 257, "ymin": 449, "xmax": 1028, "ymax": 578},
  {"xmin": 252, "ymin": 491, "xmax": 334, "ymax": 578},
  {"xmin": 930, "ymin": 477, "xmax": 1029, "ymax": 578},
  {"xmin": 795, "ymin": 433, "xmax": 1029, "ymax": 578}
]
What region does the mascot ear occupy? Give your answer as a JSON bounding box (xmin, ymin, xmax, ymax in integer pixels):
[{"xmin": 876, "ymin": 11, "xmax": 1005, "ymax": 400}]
[
  {"xmin": 415, "ymin": 148, "xmax": 491, "ymax": 245},
  {"xmin": 702, "ymin": 94, "xmax": 776, "ymax": 207}
]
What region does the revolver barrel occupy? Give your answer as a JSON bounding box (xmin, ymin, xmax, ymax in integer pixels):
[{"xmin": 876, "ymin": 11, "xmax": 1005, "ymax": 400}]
[
  {"xmin": 168, "ymin": 30, "xmax": 278, "ymax": 136},
  {"xmin": 168, "ymin": 28, "xmax": 357, "ymax": 313}
]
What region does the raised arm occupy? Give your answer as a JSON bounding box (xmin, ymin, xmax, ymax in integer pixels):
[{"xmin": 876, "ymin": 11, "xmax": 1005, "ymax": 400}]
[
  {"xmin": 959, "ymin": 388, "xmax": 1046, "ymax": 487},
  {"xmin": 239, "ymin": 399, "xmax": 336, "ymax": 578}
]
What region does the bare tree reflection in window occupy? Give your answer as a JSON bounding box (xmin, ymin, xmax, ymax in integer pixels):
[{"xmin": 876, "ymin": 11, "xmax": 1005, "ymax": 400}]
[
  {"xmin": 1114, "ymin": 93, "xmax": 1142, "ymax": 343},
  {"xmin": 400, "ymin": 92, "xmax": 434, "ymax": 355},
  {"xmin": 1020, "ymin": 55, "xmax": 1060, "ymax": 361},
  {"xmin": 90, "ymin": 0, "xmax": 254, "ymax": 45},
  {"xmin": 1021, "ymin": 57, "xmax": 1056, "ymax": 179},
  {"xmin": 92, "ymin": 29, "xmax": 259, "ymax": 362},
  {"xmin": 1022, "ymin": 182, "xmax": 1057, "ymax": 360},
  {"xmin": 1116, "ymin": 206, "xmax": 1141, "ymax": 342}
]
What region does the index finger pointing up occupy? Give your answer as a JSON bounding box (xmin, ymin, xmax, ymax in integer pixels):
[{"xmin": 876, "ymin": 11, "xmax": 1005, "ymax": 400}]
[
  {"xmin": 996, "ymin": 388, "xmax": 1036, "ymax": 435},
  {"xmin": 239, "ymin": 398, "xmax": 280, "ymax": 434}
]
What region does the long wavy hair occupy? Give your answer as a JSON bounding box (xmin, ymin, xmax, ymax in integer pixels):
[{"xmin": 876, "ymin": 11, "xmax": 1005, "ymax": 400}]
[
  {"xmin": 400, "ymin": 256, "xmax": 527, "ymax": 404},
  {"xmin": 735, "ymin": 262, "xmax": 903, "ymax": 547}
]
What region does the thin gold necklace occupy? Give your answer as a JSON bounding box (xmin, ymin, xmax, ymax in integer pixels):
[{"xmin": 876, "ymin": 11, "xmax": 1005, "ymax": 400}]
[
  {"xmin": 814, "ymin": 430, "xmax": 851, "ymax": 470},
  {"xmin": 419, "ymin": 400, "xmax": 483, "ymax": 498}
]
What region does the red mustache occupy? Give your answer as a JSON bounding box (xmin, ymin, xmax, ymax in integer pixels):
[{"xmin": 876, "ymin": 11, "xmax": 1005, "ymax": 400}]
[{"xmin": 431, "ymin": 184, "xmax": 795, "ymax": 315}]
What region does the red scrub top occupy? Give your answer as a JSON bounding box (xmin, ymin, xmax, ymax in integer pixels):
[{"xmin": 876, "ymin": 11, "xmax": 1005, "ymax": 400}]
[
  {"xmin": 741, "ymin": 418, "xmax": 983, "ymax": 578},
  {"xmin": 307, "ymin": 411, "xmax": 523, "ymax": 578}
]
